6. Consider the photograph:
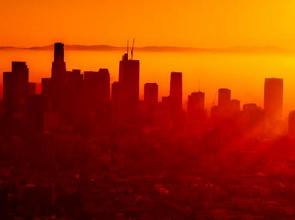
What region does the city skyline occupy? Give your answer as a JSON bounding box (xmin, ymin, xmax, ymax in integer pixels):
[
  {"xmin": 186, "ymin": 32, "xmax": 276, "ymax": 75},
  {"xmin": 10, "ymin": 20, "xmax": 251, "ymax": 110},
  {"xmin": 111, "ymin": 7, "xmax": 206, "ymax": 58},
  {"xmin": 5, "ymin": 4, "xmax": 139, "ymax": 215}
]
[
  {"xmin": 1, "ymin": 42, "xmax": 291, "ymax": 117},
  {"xmin": 2, "ymin": 42, "xmax": 291, "ymax": 133},
  {"xmin": 2, "ymin": 2, "xmax": 295, "ymax": 219}
]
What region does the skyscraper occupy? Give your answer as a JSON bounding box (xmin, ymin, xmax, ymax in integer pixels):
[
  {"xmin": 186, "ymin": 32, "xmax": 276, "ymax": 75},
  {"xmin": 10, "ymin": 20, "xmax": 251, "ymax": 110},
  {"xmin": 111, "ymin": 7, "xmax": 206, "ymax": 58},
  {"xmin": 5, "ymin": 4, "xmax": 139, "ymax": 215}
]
[
  {"xmin": 118, "ymin": 53, "xmax": 140, "ymax": 124},
  {"xmin": 169, "ymin": 72, "xmax": 182, "ymax": 112},
  {"xmin": 264, "ymin": 78, "xmax": 283, "ymax": 122},
  {"xmin": 187, "ymin": 92, "xmax": 205, "ymax": 119},
  {"xmin": 84, "ymin": 68, "xmax": 111, "ymax": 125},
  {"xmin": 3, "ymin": 62, "xmax": 29, "ymax": 118},
  {"xmin": 84, "ymin": 69, "xmax": 110, "ymax": 105},
  {"xmin": 218, "ymin": 88, "xmax": 231, "ymax": 107},
  {"xmin": 48, "ymin": 42, "xmax": 68, "ymax": 114},
  {"xmin": 51, "ymin": 42, "xmax": 66, "ymax": 79}
]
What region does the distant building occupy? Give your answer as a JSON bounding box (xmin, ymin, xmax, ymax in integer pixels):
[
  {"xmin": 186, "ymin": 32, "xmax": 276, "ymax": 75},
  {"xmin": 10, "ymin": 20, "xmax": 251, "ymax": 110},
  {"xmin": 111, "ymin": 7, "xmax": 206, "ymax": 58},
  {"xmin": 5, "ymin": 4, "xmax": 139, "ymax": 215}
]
[
  {"xmin": 118, "ymin": 53, "xmax": 140, "ymax": 124},
  {"xmin": 264, "ymin": 78, "xmax": 283, "ymax": 122},
  {"xmin": 187, "ymin": 91, "xmax": 206, "ymax": 122},
  {"xmin": 211, "ymin": 88, "xmax": 233, "ymax": 121},
  {"xmin": 169, "ymin": 72, "xmax": 182, "ymax": 112},
  {"xmin": 144, "ymin": 83, "xmax": 158, "ymax": 109},
  {"xmin": 84, "ymin": 69, "xmax": 110, "ymax": 107},
  {"xmin": 3, "ymin": 62, "xmax": 29, "ymax": 118},
  {"xmin": 218, "ymin": 88, "xmax": 231, "ymax": 107},
  {"xmin": 51, "ymin": 42, "xmax": 66, "ymax": 79},
  {"xmin": 84, "ymin": 68, "xmax": 111, "ymax": 126}
]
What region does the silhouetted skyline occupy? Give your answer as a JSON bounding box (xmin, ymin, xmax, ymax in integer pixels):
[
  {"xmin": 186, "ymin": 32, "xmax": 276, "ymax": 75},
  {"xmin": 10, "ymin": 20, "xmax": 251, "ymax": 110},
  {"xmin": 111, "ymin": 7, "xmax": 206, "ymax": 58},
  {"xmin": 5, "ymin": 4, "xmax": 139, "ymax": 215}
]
[{"xmin": 1, "ymin": 42, "xmax": 294, "ymax": 137}]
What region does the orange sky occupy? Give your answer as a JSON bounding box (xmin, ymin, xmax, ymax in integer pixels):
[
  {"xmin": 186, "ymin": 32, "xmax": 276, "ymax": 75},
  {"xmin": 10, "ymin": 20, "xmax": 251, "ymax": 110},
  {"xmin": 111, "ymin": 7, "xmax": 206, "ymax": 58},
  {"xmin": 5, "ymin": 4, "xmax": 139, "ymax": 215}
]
[
  {"xmin": 1, "ymin": 0, "xmax": 295, "ymax": 48},
  {"xmin": 2, "ymin": 0, "xmax": 295, "ymax": 115}
]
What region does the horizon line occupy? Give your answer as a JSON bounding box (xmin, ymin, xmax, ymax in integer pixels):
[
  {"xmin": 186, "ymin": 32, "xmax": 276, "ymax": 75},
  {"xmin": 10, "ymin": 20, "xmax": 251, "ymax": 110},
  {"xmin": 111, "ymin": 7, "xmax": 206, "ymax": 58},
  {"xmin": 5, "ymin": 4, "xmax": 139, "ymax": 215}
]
[{"xmin": 0, "ymin": 44, "xmax": 291, "ymax": 54}]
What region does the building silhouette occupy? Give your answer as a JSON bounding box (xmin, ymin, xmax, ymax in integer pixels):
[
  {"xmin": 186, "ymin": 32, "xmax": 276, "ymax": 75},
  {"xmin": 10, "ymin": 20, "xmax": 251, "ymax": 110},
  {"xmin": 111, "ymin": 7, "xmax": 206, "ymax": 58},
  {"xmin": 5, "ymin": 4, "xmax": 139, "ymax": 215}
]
[
  {"xmin": 218, "ymin": 88, "xmax": 231, "ymax": 107},
  {"xmin": 264, "ymin": 78, "xmax": 283, "ymax": 122},
  {"xmin": 144, "ymin": 83, "xmax": 158, "ymax": 124},
  {"xmin": 169, "ymin": 72, "xmax": 183, "ymax": 123},
  {"xmin": 212, "ymin": 88, "xmax": 232, "ymax": 121},
  {"xmin": 84, "ymin": 68, "xmax": 111, "ymax": 126},
  {"xmin": 3, "ymin": 62, "xmax": 29, "ymax": 119},
  {"xmin": 51, "ymin": 42, "xmax": 66, "ymax": 79},
  {"xmin": 118, "ymin": 53, "xmax": 140, "ymax": 125},
  {"xmin": 144, "ymin": 83, "xmax": 158, "ymax": 110},
  {"xmin": 187, "ymin": 91, "xmax": 206, "ymax": 123},
  {"xmin": 1, "ymin": 41, "xmax": 292, "ymax": 138}
]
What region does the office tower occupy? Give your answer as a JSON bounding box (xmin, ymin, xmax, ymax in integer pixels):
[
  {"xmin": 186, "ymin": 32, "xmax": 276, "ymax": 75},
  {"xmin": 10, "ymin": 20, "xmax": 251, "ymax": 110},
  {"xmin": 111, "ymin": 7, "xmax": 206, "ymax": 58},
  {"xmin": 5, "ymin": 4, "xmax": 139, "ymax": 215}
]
[
  {"xmin": 264, "ymin": 78, "xmax": 283, "ymax": 122},
  {"xmin": 187, "ymin": 92, "xmax": 205, "ymax": 120},
  {"xmin": 49, "ymin": 42, "xmax": 68, "ymax": 114},
  {"xmin": 3, "ymin": 62, "xmax": 29, "ymax": 118},
  {"xmin": 144, "ymin": 83, "xmax": 158, "ymax": 109},
  {"xmin": 211, "ymin": 88, "xmax": 232, "ymax": 121},
  {"xmin": 85, "ymin": 69, "xmax": 110, "ymax": 102},
  {"xmin": 218, "ymin": 88, "xmax": 231, "ymax": 107},
  {"xmin": 64, "ymin": 69, "xmax": 84, "ymax": 123},
  {"xmin": 288, "ymin": 110, "xmax": 295, "ymax": 137},
  {"xmin": 84, "ymin": 68, "xmax": 111, "ymax": 125},
  {"xmin": 51, "ymin": 42, "xmax": 66, "ymax": 79},
  {"xmin": 169, "ymin": 72, "xmax": 183, "ymax": 112},
  {"xmin": 118, "ymin": 53, "xmax": 140, "ymax": 124}
]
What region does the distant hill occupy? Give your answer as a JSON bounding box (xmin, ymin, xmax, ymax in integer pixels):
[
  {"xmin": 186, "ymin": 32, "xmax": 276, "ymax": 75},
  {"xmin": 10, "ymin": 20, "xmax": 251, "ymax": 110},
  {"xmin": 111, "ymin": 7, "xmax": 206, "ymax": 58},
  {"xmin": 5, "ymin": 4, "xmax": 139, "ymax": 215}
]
[{"xmin": 0, "ymin": 45, "xmax": 288, "ymax": 54}]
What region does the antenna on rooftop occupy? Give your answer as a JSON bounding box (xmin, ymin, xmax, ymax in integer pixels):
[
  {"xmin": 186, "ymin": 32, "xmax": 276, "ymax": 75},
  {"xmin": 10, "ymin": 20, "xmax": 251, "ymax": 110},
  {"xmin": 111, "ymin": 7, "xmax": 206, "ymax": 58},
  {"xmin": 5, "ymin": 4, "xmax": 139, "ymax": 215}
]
[
  {"xmin": 131, "ymin": 38, "xmax": 135, "ymax": 60},
  {"xmin": 127, "ymin": 40, "xmax": 129, "ymax": 58}
]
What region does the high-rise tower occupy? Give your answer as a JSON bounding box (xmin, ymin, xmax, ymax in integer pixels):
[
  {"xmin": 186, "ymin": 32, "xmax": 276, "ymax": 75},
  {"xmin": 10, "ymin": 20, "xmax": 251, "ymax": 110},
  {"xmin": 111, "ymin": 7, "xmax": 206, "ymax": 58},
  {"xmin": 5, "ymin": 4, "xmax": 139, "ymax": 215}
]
[{"xmin": 264, "ymin": 78, "xmax": 283, "ymax": 122}]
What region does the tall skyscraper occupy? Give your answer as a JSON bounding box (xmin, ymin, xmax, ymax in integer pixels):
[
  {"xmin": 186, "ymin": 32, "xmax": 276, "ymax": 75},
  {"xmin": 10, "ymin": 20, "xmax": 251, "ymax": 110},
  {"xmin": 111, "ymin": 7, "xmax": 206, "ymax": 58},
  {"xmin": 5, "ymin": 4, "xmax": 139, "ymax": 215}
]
[
  {"xmin": 84, "ymin": 69, "xmax": 110, "ymax": 105},
  {"xmin": 218, "ymin": 88, "xmax": 231, "ymax": 107},
  {"xmin": 264, "ymin": 78, "xmax": 283, "ymax": 121},
  {"xmin": 84, "ymin": 68, "xmax": 111, "ymax": 125},
  {"xmin": 211, "ymin": 88, "xmax": 233, "ymax": 121},
  {"xmin": 51, "ymin": 42, "xmax": 66, "ymax": 79},
  {"xmin": 48, "ymin": 42, "xmax": 68, "ymax": 114},
  {"xmin": 187, "ymin": 91, "xmax": 206, "ymax": 123},
  {"xmin": 169, "ymin": 72, "xmax": 183, "ymax": 112},
  {"xmin": 3, "ymin": 62, "xmax": 29, "ymax": 118},
  {"xmin": 118, "ymin": 53, "xmax": 140, "ymax": 124}
]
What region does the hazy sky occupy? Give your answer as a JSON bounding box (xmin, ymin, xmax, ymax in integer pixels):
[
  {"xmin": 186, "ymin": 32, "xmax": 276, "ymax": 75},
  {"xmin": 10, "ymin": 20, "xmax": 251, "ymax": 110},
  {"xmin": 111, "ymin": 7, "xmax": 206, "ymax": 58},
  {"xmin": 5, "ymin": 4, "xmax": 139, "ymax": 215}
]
[{"xmin": 1, "ymin": 0, "xmax": 295, "ymax": 48}]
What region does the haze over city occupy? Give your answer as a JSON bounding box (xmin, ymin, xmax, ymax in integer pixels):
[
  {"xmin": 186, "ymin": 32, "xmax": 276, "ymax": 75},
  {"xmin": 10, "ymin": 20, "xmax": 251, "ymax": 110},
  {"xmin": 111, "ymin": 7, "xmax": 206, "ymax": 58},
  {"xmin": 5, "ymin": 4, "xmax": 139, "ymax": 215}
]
[{"xmin": 2, "ymin": 1, "xmax": 295, "ymax": 219}]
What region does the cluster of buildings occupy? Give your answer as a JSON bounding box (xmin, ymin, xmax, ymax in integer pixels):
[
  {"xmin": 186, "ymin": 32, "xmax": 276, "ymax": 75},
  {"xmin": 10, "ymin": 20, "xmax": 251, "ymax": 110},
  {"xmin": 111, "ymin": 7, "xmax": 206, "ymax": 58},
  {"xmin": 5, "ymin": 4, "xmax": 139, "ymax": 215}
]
[{"xmin": 1, "ymin": 42, "xmax": 294, "ymax": 136}]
